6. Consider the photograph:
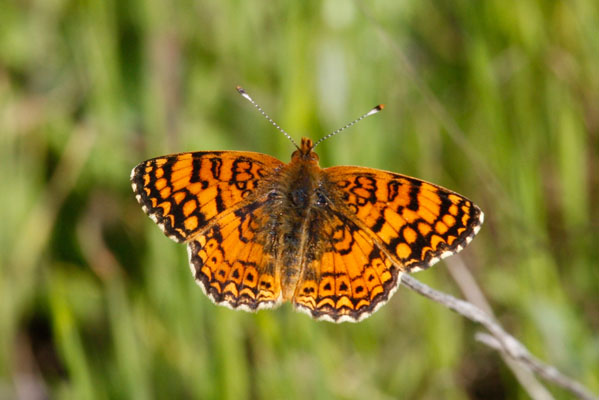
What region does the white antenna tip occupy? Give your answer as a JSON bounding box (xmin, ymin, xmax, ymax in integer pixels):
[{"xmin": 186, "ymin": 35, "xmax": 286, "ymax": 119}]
[
  {"xmin": 236, "ymin": 86, "xmax": 252, "ymax": 102},
  {"xmin": 311, "ymin": 103, "xmax": 385, "ymax": 149},
  {"xmin": 366, "ymin": 104, "xmax": 385, "ymax": 117}
]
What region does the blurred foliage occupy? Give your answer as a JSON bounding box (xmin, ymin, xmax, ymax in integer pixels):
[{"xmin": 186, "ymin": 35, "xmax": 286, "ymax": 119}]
[{"xmin": 1, "ymin": 0, "xmax": 598, "ymax": 399}]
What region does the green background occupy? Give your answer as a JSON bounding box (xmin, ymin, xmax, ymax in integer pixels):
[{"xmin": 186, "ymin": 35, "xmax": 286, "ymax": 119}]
[{"xmin": 1, "ymin": 0, "xmax": 597, "ymax": 399}]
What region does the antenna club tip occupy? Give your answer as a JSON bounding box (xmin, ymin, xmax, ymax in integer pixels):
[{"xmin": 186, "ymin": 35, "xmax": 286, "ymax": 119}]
[
  {"xmin": 236, "ymin": 86, "xmax": 246, "ymax": 94},
  {"xmin": 365, "ymin": 104, "xmax": 385, "ymax": 117}
]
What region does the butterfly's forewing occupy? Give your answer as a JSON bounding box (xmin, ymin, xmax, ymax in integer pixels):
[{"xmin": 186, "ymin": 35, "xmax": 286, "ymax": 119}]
[
  {"xmin": 324, "ymin": 166, "xmax": 484, "ymax": 272},
  {"xmin": 131, "ymin": 151, "xmax": 283, "ymax": 242}
]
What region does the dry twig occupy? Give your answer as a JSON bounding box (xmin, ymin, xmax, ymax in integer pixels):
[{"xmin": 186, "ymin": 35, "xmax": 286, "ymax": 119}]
[{"xmin": 401, "ymin": 274, "xmax": 597, "ymax": 400}]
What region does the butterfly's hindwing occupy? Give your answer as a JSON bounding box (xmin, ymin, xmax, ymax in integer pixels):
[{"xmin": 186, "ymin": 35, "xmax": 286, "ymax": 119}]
[
  {"xmin": 292, "ymin": 203, "xmax": 402, "ymax": 322},
  {"xmin": 187, "ymin": 199, "xmax": 283, "ymax": 311}
]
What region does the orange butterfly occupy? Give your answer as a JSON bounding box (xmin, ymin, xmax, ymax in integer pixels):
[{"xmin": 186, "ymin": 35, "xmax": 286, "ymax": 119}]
[{"xmin": 131, "ymin": 88, "xmax": 483, "ymax": 323}]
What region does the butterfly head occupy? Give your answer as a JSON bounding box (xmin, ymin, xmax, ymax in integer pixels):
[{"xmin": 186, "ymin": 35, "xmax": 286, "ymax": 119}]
[{"xmin": 291, "ymin": 137, "xmax": 320, "ymax": 163}]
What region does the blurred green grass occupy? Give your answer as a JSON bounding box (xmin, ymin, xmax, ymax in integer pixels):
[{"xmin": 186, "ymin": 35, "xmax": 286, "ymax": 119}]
[{"xmin": 1, "ymin": 0, "xmax": 598, "ymax": 398}]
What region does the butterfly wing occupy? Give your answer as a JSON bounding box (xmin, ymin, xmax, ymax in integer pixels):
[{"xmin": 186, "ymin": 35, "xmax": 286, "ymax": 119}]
[
  {"xmin": 324, "ymin": 166, "xmax": 484, "ymax": 272},
  {"xmin": 187, "ymin": 199, "xmax": 283, "ymax": 311},
  {"xmin": 131, "ymin": 151, "xmax": 283, "ymax": 242},
  {"xmin": 293, "ymin": 208, "xmax": 402, "ymax": 322}
]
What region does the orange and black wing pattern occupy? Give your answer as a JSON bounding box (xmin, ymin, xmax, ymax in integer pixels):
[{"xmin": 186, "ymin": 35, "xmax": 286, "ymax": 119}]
[
  {"xmin": 324, "ymin": 166, "xmax": 484, "ymax": 273},
  {"xmin": 293, "ymin": 208, "xmax": 401, "ymax": 322},
  {"xmin": 187, "ymin": 199, "xmax": 283, "ymax": 311},
  {"xmin": 131, "ymin": 151, "xmax": 283, "ymax": 242}
]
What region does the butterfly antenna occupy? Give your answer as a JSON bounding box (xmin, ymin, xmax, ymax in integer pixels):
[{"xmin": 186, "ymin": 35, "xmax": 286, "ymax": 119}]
[
  {"xmin": 312, "ymin": 104, "xmax": 385, "ymax": 150},
  {"xmin": 236, "ymin": 86, "xmax": 299, "ymax": 150}
]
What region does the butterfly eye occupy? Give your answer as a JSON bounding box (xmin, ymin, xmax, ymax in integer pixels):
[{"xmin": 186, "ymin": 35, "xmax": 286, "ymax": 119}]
[{"xmin": 315, "ymin": 191, "xmax": 328, "ymax": 207}]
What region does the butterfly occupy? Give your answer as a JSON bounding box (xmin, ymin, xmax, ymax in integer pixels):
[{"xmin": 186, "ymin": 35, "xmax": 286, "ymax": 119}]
[{"xmin": 131, "ymin": 88, "xmax": 483, "ymax": 323}]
